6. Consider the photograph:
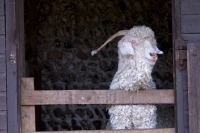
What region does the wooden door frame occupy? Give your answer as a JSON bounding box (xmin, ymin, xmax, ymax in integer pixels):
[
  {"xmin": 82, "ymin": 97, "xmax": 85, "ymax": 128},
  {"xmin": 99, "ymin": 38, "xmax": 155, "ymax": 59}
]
[
  {"xmin": 10, "ymin": 0, "xmax": 186, "ymax": 133},
  {"xmin": 172, "ymin": 0, "xmax": 189, "ymax": 133},
  {"xmin": 6, "ymin": 0, "xmax": 25, "ymax": 132}
]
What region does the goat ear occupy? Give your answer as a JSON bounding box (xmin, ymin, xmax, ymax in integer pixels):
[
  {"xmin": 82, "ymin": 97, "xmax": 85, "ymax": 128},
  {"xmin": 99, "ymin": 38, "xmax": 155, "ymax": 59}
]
[
  {"xmin": 118, "ymin": 39, "xmax": 137, "ymax": 55},
  {"xmin": 118, "ymin": 37, "xmax": 138, "ymax": 55},
  {"xmin": 156, "ymin": 47, "xmax": 163, "ymax": 54}
]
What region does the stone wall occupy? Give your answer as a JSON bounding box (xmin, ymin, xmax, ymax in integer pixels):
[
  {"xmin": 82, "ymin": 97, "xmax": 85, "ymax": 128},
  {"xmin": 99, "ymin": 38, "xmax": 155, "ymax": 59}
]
[{"xmin": 25, "ymin": 0, "xmax": 173, "ymax": 131}]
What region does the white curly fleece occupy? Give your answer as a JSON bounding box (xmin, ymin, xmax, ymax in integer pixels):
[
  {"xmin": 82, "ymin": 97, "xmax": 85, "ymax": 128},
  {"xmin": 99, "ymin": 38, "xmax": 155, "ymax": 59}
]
[
  {"xmin": 109, "ymin": 105, "xmax": 157, "ymax": 129},
  {"xmin": 108, "ymin": 26, "xmax": 160, "ymax": 129}
]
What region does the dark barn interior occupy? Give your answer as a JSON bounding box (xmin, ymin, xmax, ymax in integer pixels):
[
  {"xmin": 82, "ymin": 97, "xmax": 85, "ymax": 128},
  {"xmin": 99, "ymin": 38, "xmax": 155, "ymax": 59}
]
[{"xmin": 24, "ymin": 0, "xmax": 174, "ymax": 131}]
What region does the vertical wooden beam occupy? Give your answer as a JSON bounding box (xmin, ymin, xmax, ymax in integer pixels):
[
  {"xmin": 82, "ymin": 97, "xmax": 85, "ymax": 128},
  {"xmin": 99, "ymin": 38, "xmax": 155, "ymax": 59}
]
[
  {"xmin": 172, "ymin": 0, "xmax": 189, "ymax": 132},
  {"xmin": 187, "ymin": 43, "xmax": 200, "ymax": 133},
  {"xmin": 21, "ymin": 78, "xmax": 36, "ymax": 132},
  {"xmin": 6, "ymin": 0, "xmax": 21, "ymax": 132}
]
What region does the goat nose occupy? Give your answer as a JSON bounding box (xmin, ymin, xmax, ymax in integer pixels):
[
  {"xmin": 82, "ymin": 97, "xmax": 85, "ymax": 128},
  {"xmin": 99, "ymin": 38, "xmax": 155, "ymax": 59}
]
[
  {"xmin": 150, "ymin": 52, "xmax": 157, "ymax": 57},
  {"xmin": 150, "ymin": 52, "xmax": 157, "ymax": 60}
]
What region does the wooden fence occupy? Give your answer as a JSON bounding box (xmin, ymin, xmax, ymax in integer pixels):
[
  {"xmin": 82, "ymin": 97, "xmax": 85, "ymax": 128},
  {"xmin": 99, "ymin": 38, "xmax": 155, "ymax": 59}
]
[{"xmin": 21, "ymin": 78, "xmax": 175, "ymax": 133}]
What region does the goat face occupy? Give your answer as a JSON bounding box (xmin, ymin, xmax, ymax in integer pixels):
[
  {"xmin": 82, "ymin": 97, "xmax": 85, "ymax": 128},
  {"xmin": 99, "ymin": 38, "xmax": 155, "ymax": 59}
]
[
  {"xmin": 143, "ymin": 40, "xmax": 163, "ymax": 65},
  {"xmin": 118, "ymin": 37, "xmax": 163, "ymax": 66}
]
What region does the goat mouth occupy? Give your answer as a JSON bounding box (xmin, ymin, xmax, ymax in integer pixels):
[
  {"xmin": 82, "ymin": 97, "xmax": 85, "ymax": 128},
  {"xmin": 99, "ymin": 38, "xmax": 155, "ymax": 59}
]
[{"xmin": 145, "ymin": 58, "xmax": 157, "ymax": 65}]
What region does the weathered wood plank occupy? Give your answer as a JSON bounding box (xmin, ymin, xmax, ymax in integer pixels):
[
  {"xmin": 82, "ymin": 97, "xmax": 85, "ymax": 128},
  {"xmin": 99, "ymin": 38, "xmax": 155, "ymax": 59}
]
[
  {"xmin": 182, "ymin": 34, "xmax": 200, "ymax": 42},
  {"xmin": 0, "ymin": 63, "xmax": 5, "ymax": 72},
  {"xmin": 181, "ymin": 0, "xmax": 200, "ymax": 6},
  {"xmin": 0, "ymin": 130, "xmax": 7, "ymax": 133},
  {"xmin": 173, "ymin": 0, "xmax": 188, "ymax": 132},
  {"xmin": 187, "ymin": 43, "xmax": 200, "ymax": 133},
  {"xmin": 182, "ymin": 15, "xmax": 200, "ymax": 33},
  {"xmin": 21, "ymin": 89, "xmax": 174, "ymax": 105},
  {"xmin": 0, "ymin": 111, "xmax": 7, "ymax": 130},
  {"xmin": 6, "ymin": 0, "xmax": 21, "ymax": 133},
  {"xmin": 0, "ymin": 16, "xmax": 5, "ymax": 34},
  {"xmin": 182, "ymin": 5, "xmax": 200, "ymax": 14},
  {"xmin": 0, "ymin": 35, "xmax": 5, "ymax": 53},
  {"xmin": 21, "ymin": 107, "xmax": 35, "ymax": 132},
  {"xmin": 0, "ymin": 54, "xmax": 5, "ymax": 62},
  {"xmin": 0, "ymin": 73, "xmax": 6, "ymax": 91},
  {"xmin": 0, "ymin": 0, "xmax": 4, "ymax": 16},
  {"xmin": 23, "ymin": 128, "xmax": 175, "ymax": 133},
  {"xmin": 0, "ymin": 92, "xmax": 6, "ymax": 110},
  {"xmin": 21, "ymin": 78, "xmax": 36, "ymax": 132}
]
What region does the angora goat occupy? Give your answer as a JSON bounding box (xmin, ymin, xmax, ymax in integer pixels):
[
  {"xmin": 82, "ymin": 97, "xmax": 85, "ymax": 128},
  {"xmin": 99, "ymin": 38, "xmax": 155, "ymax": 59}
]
[{"xmin": 91, "ymin": 26, "xmax": 163, "ymax": 129}]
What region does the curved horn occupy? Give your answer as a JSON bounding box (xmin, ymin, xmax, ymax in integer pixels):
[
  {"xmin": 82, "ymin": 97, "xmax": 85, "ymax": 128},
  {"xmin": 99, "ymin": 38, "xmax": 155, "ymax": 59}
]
[{"xmin": 91, "ymin": 30, "xmax": 129, "ymax": 56}]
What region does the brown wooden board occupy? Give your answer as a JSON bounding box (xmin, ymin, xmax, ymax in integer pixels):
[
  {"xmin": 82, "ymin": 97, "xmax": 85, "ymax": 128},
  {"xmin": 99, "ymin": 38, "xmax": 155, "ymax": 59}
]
[
  {"xmin": 0, "ymin": 92, "xmax": 6, "ymax": 110},
  {"xmin": 23, "ymin": 128, "xmax": 175, "ymax": 133},
  {"xmin": 182, "ymin": 15, "xmax": 200, "ymax": 33},
  {"xmin": 0, "ymin": 111, "xmax": 7, "ymax": 130},
  {"xmin": 0, "ymin": 73, "xmax": 6, "ymax": 91},
  {"xmin": 187, "ymin": 43, "xmax": 200, "ymax": 133},
  {"xmin": 0, "ymin": 35, "xmax": 5, "ymax": 53},
  {"xmin": 0, "ymin": 16, "xmax": 5, "ymax": 34},
  {"xmin": 0, "ymin": 0, "xmax": 4, "ymax": 16},
  {"xmin": 21, "ymin": 89, "xmax": 174, "ymax": 105},
  {"xmin": 21, "ymin": 78, "xmax": 36, "ymax": 132}
]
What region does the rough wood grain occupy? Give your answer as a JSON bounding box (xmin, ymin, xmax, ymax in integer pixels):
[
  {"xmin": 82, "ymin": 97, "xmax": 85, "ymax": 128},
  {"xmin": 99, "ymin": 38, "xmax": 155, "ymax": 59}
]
[
  {"xmin": 23, "ymin": 128, "xmax": 175, "ymax": 133},
  {"xmin": 0, "ymin": 35, "xmax": 5, "ymax": 53},
  {"xmin": 0, "ymin": 111, "xmax": 7, "ymax": 130},
  {"xmin": 21, "ymin": 78, "xmax": 36, "ymax": 132},
  {"xmin": 0, "ymin": 92, "xmax": 6, "ymax": 110},
  {"xmin": 187, "ymin": 43, "xmax": 200, "ymax": 133},
  {"xmin": 182, "ymin": 15, "xmax": 200, "ymax": 33},
  {"xmin": 0, "ymin": 73, "xmax": 6, "ymax": 91},
  {"xmin": 21, "ymin": 89, "xmax": 174, "ymax": 105},
  {"xmin": 0, "ymin": 16, "xmax": 5, "ymax": 34}
]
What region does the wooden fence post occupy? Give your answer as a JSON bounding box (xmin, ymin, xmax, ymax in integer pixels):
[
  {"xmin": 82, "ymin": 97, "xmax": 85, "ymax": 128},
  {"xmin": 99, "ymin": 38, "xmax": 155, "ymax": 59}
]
[{"xmin": 21, "ymin": 78, "xmax": 36, "ymax": 132}]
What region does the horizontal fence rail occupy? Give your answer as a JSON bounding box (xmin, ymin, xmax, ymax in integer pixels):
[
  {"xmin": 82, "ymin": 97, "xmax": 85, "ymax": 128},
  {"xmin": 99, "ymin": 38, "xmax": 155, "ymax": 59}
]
[
  {"xmin": 23, "ymin": 128, "xmax": 175, "ymax": 133},
  {"xmin": 21, "ymin": 89, "xmax": 174, "ymax": 105},
  {"xmin": 21, "ymin": 78, "xmax": 175, "ymax": 133}
]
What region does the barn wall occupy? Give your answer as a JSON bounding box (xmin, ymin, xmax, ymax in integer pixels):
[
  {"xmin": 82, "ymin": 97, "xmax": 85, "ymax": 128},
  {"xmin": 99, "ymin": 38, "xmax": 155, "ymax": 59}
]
[
  {"xmin": 180, "ymin": 0, "xmax": 200, "ymax": 132},
  {"xmin": 181, "ymin": 0, "xmax": 200, "ymax": 41},
  {"xmin": 0, "ymin": 0, "xmax": 7, "ymax": 132}
]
